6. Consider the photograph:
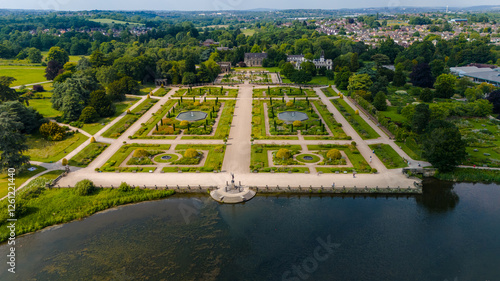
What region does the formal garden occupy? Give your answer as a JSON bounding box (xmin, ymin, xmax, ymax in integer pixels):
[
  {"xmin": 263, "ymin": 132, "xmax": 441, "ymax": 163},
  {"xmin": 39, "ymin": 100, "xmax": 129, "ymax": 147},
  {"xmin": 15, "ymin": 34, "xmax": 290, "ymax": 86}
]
[
  {"xmin": 251, "ymin": 98, "xmax": 348, "ymax": 139},
  {"xmin": 253, "ymin": 86, "xmax": 317, "ymax": 98},
  {"xmin": 331, "ymin": 97, "xmax": 380, "ymax": 139},
  {"xmin": 369, "ymin": 143, "xmax": 408, "ymax": 169},
  {"xmin": 250, "ymin": 144, "xmax": 310, "ymax": 173},
  {"xmin": 308, "ymin": 144, "xmax": 374, "ymax": 174},
  {"xmin": 99, "ymin": 143, "xmax": 226, "ymax": 173},
  {"xmin": 173, "ymin": 86, "xmax": 238, "ymax": 97}
]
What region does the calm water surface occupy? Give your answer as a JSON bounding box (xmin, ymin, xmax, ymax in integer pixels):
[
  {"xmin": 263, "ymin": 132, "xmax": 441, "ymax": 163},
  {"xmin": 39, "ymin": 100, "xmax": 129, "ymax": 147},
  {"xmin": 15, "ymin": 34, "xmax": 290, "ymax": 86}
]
[{"xmin": 1, "ymin": 180, "xmax": 499, "ymax": 281}]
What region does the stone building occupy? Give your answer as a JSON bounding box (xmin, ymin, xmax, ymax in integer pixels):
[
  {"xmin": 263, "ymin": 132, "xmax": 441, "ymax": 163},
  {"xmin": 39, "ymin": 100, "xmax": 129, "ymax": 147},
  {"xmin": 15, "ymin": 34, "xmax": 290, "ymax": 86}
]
[
  {"xmin": 244, "ymin": 53, "xmax": 268, "ymax": 67},
  {"xmin": 217, "ymin": 62, "xmax": 232, "ymax": 73},
  {"xmin": 286, "ymin": 51, "xmax": 332, "ymax": 70}
]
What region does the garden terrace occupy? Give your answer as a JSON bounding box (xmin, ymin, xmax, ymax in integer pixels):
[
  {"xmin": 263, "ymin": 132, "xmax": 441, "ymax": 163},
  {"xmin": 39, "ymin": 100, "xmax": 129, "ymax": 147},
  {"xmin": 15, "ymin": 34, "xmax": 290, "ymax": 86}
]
[
  {"xmin": 100, "ymin": 144, "xmax": 172, "ymax": 173},
  {"xmin": 151, "ymin": 100, "xmax": 224, "ymax": 136},
  {"xmin": 69, "ymin": 143, "xmax": 109, "ymax": 168},
  {"xmin": 310, "ymin": 100, "xmax": 349, "ymax": 140},
  {"xmin": 101, "ymin": 98, "xmax": 158, "ymax": 138},
  {"xmin": 331, "ymin": 98, "xmax": 380, "ymax": 139},
  {"xmin": 152, "ymin": 87, "xmax": 171, "ymax": 97},
  {"xmin": 369, "ymin": 144, "xmax": 408, "ymax": 169},
  {"xmin": 253, "ymin": 86, "xmax": 317, "ymax": 98},
  {"xmin": 321, "ymin": 87, "xmax": 338, "ymax": 97},
  {"xmin": 308, "ymin": 144, "xmax": 373, "ymax": 174},
  {"xmin": 251, "ymin": 100, "xmax": 298, "ymax": 140},
  {"xmin": 268, "ymin": 100, "xmax": 328, "ymax": 136},
  {"xmin": 174, "ymin": 87, "xmax": 238, "ymax": 97},
  {"xmin": 250, "ymin": 144, "xmax": 310, "ymax": 173},
  {"xmin": 131, "ymin": 100, "xmax": 178, "ymax": 139},
  {"xmin": 161, "ymin": 144, "xmax": 226, "ymax": 173}
]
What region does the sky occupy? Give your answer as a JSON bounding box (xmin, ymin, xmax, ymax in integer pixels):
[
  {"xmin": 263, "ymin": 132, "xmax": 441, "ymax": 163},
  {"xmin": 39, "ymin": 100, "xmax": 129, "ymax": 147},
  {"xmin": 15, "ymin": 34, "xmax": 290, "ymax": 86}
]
[{"xmin": 0, "ymin": 0, "xmax": 498, "ymax": 11}]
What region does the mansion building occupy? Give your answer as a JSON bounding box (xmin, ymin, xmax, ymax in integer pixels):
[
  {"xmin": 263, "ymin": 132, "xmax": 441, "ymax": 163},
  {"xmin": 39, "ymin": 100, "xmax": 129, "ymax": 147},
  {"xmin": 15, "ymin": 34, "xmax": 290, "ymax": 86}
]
[{"xmin": 287, "ymin": 52, "xmax": 333, "ymax": 70}]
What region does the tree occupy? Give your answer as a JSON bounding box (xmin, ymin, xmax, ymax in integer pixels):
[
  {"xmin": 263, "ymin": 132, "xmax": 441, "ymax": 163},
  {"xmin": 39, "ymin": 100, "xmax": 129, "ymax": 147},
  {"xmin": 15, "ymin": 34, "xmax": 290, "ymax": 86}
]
[
  {"xmin": 250, "ymin": 44, "xmax": 262, "ymax": 53},
  {"xmin": 434, "ymin": 74, "xmax": 457, "ymax": 99},
  {"xmin": 373, "ymin": 92, "xmax": 388, "ymax": 111},
  {"xmin": 423, "ymin": 121, "xmax": 466, "ymax": 172},
  {"xmin": 347, "ymin": 74, "xmax": 373, "ymax": 93},
  {"xmin": 133, "ymin": 149, "xmax": 149, "ymax": 159},
  {"xmin": 392, "ymin": 68, "xmax": 406, "ymax": 87},
  {"xmin": 51, "ymin": 74, "xmax": 99, "ymax": 121},
  {"xmin": 371, "ymin": 54, "xmax": 391, "ymax": 69},
  {"xmin": 410, "ymin": 63, "xmax": 434, "ymax": 88},
  {"xmin": 89, "ymin": 49, "xmax": 108, "ymax": 68},
  {"xmin": 334, "ymin": 67, "xmax": 352, "ymax": 90},
  {"xmin": 39, "ymin": 122, "xmax": 65, "ymax": 141},
  {"xmin": 46, "ymin": 46, "xmax": 69, "ymax": 65},
  {"xmin": 280, "ymin": 62, "xmax": 295, "ymax": 78},
  {"xmin": 293, "ymin": 120, "xmax": 302, "ymax": 127},
  {"xmin": 62, "ymin": 158, "xmax": 68, "ymax": 166},
  {"xmin": 0, "ymin": 111, "xmax": 30, "ymax": 172},
  {"xmin": 419, "ymin": 88, "xmax": 434, "ymax": 102},
  {"xmin": 74, "ymin": 179, "xmax": 95, "ymax": 196},
  {"xmin": 45, "ymin": 60, "xmax": 63, "ymax": 80},
  {"xmin": 289, "ymin": 70, "xmax": 312, "ymax": 84},
  {"xmin": 89, "ymin": 90, "xmax": 115, "ymax": 117},
  {"xmin": 79, "ymin": 106, "xmax": 99, "ymax": 123},
  {"xmin": 27, "ymin": 48, "xmax": 42, "ymax": 63},
  {"xmin": 107, "ymin": 76, "xmax": 139, "ymax": 101},
  {"xmin": 412, "ymin": 103, "xmax": 430, "ymax": 134},
  {"xmin": 184, "ymin": 148, "xmax": 199, "ymax": 158},
  {"xmin": 327, "ymin": 149, "xmax": 341, "ymax": 160},
  {"xmin": 300, "ymin": 61, "xmax": 317, "ymax": 77},
  {"xmin": 182, "ymin": 72, "xmax": 197, "ymax": 85},
  {"xmin": 486, "ymin": 90, "xmax": 500, "ymax": 117},
  {"xmin": 0, "ymin": 101, "xmax": 45, "ymax": 133},
  {"xmin": 430, "ymin": 59, "xmax": 446, "ymax": 78},
  {"xmin": 0, "ymin": 76, "xmax": 18, "ymax": 101},
  {"xmin": 276, "ymin": 148, "xmax": 290, "ymax": 160}
]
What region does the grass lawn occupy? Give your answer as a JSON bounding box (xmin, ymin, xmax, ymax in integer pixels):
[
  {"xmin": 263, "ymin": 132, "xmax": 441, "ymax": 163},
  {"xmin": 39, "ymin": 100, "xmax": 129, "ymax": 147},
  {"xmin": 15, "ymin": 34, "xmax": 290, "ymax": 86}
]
[
  {"xmin": 100, "ymin": 144, "xmax": 172, "ymax": 172},
  {"xmin": 101, "ymin": 98, "xmax": 157, "ymax": 138},
  {"xmin": 153, "ymin": 87, "xmax": 171, "ymax": 97},
  {"xmin": 369, "ymin": 144, "xmax": 408, "ymax": 169},
  {"xmin": 69, "ymin": 143, "xmax": 109, "ymax": 167},
  {"xmin": 251, "ymin": 99, "xmax": 302, "ymax": 140},
  {"xmin": 26, "ymin": 133, "xmax": 89, "ymax": 163},
  {"xmin": 0, "ymin": 66, "xmax": 46, "ymax": 86},
  {"xmin": 312, "ymin": 100, "xmax": 349, "ymax": 140},
  {"xmin": 281, "ymin": 76, "xmax": 334, "ymax": 85},
  {"xmin": 434, "ymin": 168, "xmax": 500, "ymax": 183},
  {"xmin": 331, "ymin": 99, "xmax": 380, "ymax": 139},
  {"xmin": 233, "ymin": 66, "xmax": 281, "ymax": 72},
  {"xmin": 241, "ymin": 29, "xmax": 256, "ymax": 36},
  {"xmin": 0, "ymin": 185, "xmax": 174, "ymax": 242},
  {"xmin": 89, "ymin": 18, "xmax": 144, "ymax": 26},
  {"xmin": 321, "ymin": 87, "xmax": 337, "ymax": 97},
  {"xmin": 132, "ymin": 99, "xmax": 176, "ymax": 138},
  {"xmin": 80, "ymin": 97, "xmax": 141, "ymax": 135},
  {"xmin": 395, "ymin": 140, "xmax": 424, "ymax": 161},
  {"xmin": 309, "ymin": 144, "xmax": 373, "ymax": 173},
  {"xmin": 28, "ymin": 98, "xmax": 62, "ymax": 118},
  {"xmin": 181, "ymin": 100, "xmax": 236, "ymax": 140},
  {"xmin": 162, "ymin": 144, "xmax": 226, "ymax": 173},
  {"xmin": 454, "ymin": 118, "xmax": 500, "ymax": 168},
  {"xmin": 250, "ymin": 144, "xmax": 309, "ymax": 173},
  {"xmin": 380, "ymin": 106, "xmax": 406, "ymax": 123},
  {"xmin": 0, "ymin": 165, "xmax": 46, "ymax": 198}
]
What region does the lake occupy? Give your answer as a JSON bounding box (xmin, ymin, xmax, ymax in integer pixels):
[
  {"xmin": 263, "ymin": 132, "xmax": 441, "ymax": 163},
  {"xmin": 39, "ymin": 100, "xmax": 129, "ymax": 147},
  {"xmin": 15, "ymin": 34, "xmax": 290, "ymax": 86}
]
[{"xmin": 1, "ymin": 180, "xmax": 499, "ymax": 280}]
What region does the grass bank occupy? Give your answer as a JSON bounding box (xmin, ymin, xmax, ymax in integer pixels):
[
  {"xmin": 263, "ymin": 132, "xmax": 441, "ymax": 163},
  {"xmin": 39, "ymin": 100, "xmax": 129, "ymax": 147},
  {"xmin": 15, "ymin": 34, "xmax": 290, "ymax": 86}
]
[
  {"xmin": 0, "ymin": 181, "xmax": 175, "ymax": 242},
  {"xmin": 433, "ymin": 168, "xmax": 500, "ymax": 183}
]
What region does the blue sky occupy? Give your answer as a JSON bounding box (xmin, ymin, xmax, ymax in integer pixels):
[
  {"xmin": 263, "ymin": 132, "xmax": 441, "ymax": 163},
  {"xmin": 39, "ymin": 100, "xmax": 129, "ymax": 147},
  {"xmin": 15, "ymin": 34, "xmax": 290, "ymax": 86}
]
[{"xmin": 1, "ymin": 0, "xmax": 498, "ymax": 11}]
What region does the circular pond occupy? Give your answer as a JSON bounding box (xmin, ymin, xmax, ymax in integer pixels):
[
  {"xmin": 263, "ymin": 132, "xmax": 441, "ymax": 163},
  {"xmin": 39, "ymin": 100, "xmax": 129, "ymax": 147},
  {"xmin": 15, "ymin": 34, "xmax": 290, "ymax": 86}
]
[
  {"xmin": 153, "ymin": 154, "xmax": 179, "ymax": 163},
  {"xmin": 295, "ymin": 154, "xmax": 321, "ymax": 163},
  {"xmin": 278, "ymin": 111, "xmax": 308, "ymax": 123},
  {"xmin": 176, "ymin": 111, "xmax": 207, "ymax": 121}
]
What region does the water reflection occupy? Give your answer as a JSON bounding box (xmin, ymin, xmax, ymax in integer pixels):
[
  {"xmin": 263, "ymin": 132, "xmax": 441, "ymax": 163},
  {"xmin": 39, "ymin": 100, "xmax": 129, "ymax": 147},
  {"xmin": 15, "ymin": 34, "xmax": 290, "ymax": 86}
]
[{"xmin": 416, "ymin": 179, "xmax": 459, "ymax": 213}]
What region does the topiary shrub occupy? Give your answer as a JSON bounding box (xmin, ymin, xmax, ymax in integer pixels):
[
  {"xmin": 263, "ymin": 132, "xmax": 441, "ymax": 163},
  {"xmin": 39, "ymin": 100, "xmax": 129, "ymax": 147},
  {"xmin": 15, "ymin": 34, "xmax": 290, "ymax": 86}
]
[
  {"xmin": 276, "ymin": 148, "xmax": 291, "ymax": 160},
  {"xmin": 133, "ymin": 148, "xmax": 149, "ymax": 159},
  {"xmin": 184, "ymin": 148, "xmax": 199, "ymax": 158},
  {"xmin": 286, "ymin": 101, "xmax": 294, "ymax": 107},
  {"xmin": 293, "ymin": 120, "xmax": 302, "ymax": 127},
  {"xmin": 74, "ymin": 179, "xmax": 95, "ymax": 196},
  {"xmin": 61, "ymin": 158, "xmax": 68, "ymax": 166},
  {"xmin": 327, "ymin": 149, "xmax": 342, "ymax": 160},
  {"xmin": 90, "ymin": 136, "xmax": 96, "ymax": 143}
]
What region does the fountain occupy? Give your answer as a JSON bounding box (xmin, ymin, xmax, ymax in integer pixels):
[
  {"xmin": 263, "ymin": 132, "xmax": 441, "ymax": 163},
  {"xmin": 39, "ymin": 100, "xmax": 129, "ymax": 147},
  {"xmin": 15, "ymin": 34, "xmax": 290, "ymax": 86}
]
[
  {"xmin": 303, "ymin": 156, "xmax": 314, "ymax": 161},
  {"xmin": 277, "ymin": 111, "xmax": 308, "ymax": 123},
  {"xmin": 176, "ymin": 111, "xmax": 208, "ymax": 121},
  {"xmin": 210, "ymin": 173, "xmax": 256, "ymax": 204},
  {"xmin": 161, "ymin": 155, "xmax": 172, "ymax": 160}
]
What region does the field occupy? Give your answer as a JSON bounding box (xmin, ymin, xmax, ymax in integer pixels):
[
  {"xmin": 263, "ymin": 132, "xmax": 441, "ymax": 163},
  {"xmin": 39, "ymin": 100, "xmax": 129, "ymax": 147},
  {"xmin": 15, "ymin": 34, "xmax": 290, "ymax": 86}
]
[
  {"xmin": 0, "ymin": 165, "xmax": 46, "ymax": 198},
  {"xmin": 28, "ymin": 98, "xmax": 62, "ymax": 118},
  {"xmin": 26, "ymin": 133, "xmax": 88, "ymax": 163},
  {"xmin": 241, "ymin": 29, "xmax": 256, "ymax": 36},
  {"xmin": 89, "ymin": 18, "xmax": 144, "ymax": 26},
  {"xmin": 369, "ymin": 144, "xmax": 408, "ymax": 169},
  {"xmin": 0, "ymin": 66, "xmax": 46, "ymax": 86}
]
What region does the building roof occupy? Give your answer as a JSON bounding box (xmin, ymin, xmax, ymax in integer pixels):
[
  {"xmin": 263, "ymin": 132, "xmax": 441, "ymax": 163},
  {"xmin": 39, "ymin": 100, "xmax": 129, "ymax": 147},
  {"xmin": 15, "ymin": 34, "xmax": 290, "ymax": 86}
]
[
  {"xmin": 245, "ymin": 53, "xmax": 268, "ymax": 59},
  {"xmin": 450, "ymin": 66, "xmax": 500, "ymax": 85}
]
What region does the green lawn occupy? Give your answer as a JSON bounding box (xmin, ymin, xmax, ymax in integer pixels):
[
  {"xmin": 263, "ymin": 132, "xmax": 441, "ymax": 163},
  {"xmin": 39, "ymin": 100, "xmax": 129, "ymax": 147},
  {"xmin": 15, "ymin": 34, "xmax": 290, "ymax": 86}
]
[
  {"xmin": 0, "ymin": 165, "xmax": 46, "ymax": 198},
  {"xmin": 162, "ymin": 144, "xmax": 226, "ymax": 173},
  {"xmin": 395, "ymin": 140, "xmax": 424, "ymax": 161},
  {"xmin": 181, "ymin": 100, "xmax": 236, "ymax": 140},
  {"xmin": 100, "ymin": 144, "xmax": 171, "ymax": 172},
  {"xmin": 312, "ymin": 100, "xmax": 349, "ymax": 140},
  {"xmin": 89, "ymin": 18, "xmax": 144, "ymax": 26},
  {"xmin": 241, "ymin": 29, "xmax": 256, "ymax": 36},
  {"xmin": 153, "ymin": 87, "xmax": 171, "ymax": 97},
  {"xmin": 250, "ymin": 144, "xmax": 309, "ymax": 173},
  {"xmin": 28, "ymin": 98, "xmax": 62, "ymax": 118},
  {"xmin": 0, "ymin": 66, "xmax": 46, "ymax": 86},
  {"xmin": 380, "ymin": 106, "xmax": 406, "ymax": 123},
  {"xmin": 0, "ymin": 184, "xmax": 174, "ymax": 242},
  {"xmin": 80, "ymin": 97, "xmax": 141, "ymax": 135},
  {"xmin": 233, "ymin": 66, "xmax": 281, "ymax": 72},
  {"xmin": 281, "ymin": 76, "xmax": 334, "ymax": 85},
  {"xmin": 331, "ymin": 99, "xmax": 380, "ymax": 139},
  {"xmin": 369, "ymin": 144, "xmax": 408, "ymax": 169},
  {"xmin": 26, "ymin": 133, "xmax": 89, "ymax": 163},
  {"xmin": 309, "ymin": 144, "xmax": 373, "ymax": 173},
  {"xmin": 101, "ymin": 98, "xmax": 157, "ymax": 138},
  {"xmin": 69, "ymin": 143, "xmax": 109, "ymax": 167},
  {"xmin": 321, "ymin": 87, "xmax": 338, "ymax": 97}
]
